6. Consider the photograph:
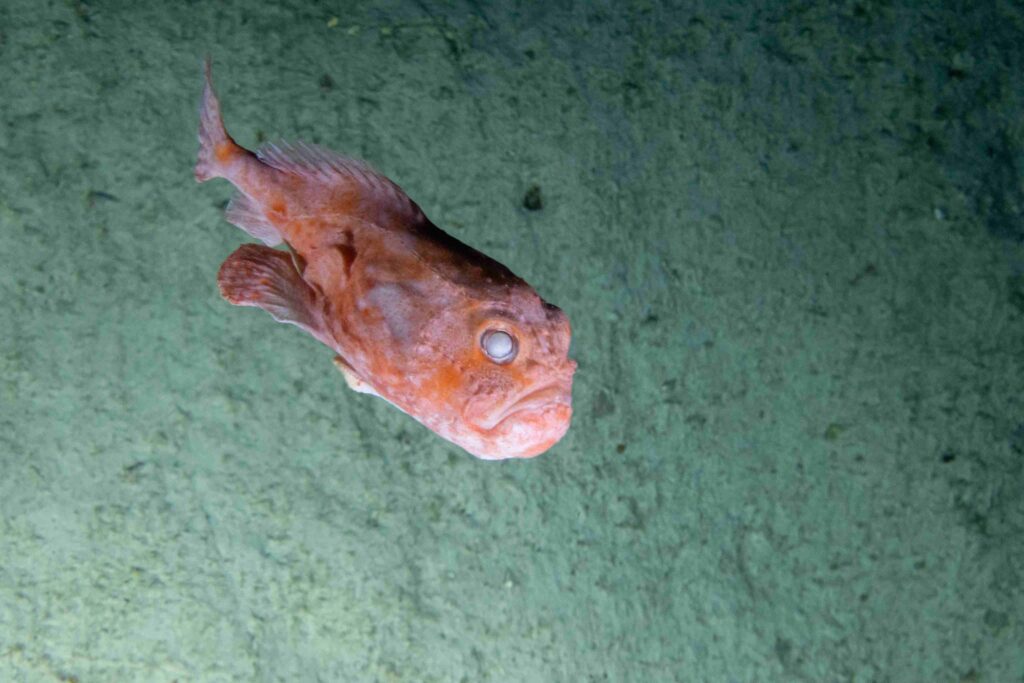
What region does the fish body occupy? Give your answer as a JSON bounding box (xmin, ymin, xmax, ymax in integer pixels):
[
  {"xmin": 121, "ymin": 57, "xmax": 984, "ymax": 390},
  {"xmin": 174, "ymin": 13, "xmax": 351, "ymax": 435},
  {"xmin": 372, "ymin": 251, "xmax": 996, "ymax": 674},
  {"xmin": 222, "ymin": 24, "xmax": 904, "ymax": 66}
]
[{"xmin": 195, "ymin": 60, "xmax": 576, "ymax": 460}]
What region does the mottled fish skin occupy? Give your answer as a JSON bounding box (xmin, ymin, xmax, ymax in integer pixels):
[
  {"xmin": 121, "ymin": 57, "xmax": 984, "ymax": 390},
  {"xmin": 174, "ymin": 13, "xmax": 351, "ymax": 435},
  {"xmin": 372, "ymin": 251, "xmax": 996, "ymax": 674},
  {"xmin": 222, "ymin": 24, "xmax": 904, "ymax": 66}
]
[{"xmin": 195, "ymin": 59, "xmax": 576, "ymax": 460}]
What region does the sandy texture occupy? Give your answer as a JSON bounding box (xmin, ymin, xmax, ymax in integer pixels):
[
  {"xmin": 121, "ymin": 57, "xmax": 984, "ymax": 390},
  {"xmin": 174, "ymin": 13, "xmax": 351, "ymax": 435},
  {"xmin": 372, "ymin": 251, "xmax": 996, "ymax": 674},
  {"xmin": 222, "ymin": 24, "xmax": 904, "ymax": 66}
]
[{"xmin": 1, "ymin": 1, "xmax": 1022, "ymax": 681}]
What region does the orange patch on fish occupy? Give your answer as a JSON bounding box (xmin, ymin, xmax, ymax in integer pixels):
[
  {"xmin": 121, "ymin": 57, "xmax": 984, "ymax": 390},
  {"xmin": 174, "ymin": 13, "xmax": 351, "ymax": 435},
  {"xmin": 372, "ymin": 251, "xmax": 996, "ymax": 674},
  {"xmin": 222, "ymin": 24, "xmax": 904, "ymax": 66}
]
[
  {"xmin": 214, "ymin": 142, "xmax": 236, "ymax": 164},
  {"xmin": 194, "ymin": 58, "xmax": 576, "ymax": 460}
]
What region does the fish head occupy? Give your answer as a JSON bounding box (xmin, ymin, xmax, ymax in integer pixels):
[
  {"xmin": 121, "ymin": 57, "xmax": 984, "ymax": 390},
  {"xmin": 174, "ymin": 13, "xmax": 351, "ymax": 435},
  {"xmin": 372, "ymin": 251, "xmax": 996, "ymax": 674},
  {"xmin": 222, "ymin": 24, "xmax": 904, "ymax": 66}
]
[{"xmin": 436, "ymin": 287, "xmax": 576, "ymax": 460}]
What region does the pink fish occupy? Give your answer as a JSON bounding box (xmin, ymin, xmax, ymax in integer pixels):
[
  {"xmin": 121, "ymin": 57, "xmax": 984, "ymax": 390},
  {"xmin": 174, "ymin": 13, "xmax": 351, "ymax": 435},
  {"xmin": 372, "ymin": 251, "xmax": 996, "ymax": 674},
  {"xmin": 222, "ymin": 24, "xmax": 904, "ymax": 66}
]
[{"xmin": 194, "ymin": 60, "xmax": 576, "ymax": 460}]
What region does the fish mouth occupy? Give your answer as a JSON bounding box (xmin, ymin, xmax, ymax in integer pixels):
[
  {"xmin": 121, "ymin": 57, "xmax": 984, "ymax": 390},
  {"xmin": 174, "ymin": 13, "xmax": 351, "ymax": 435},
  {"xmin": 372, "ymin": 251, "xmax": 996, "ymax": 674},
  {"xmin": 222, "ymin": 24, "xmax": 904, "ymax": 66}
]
[{"xmin": 476, "ymin": 384, "xmax": 572, "ymax": 433}]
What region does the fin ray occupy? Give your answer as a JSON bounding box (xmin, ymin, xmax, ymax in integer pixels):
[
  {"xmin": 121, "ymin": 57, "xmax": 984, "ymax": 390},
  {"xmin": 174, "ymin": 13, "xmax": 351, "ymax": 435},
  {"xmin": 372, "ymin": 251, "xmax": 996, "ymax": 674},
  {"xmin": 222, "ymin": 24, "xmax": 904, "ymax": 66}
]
[
  {"xmin": 195, "ymin": 57, "xmax": 244, "ymax": 182},
  {"xmin": 256, "ymin": 140, "xmax": 425, "ymax": 226},
  {"xmin": 332, "ymin": 355, "xmax": 379, "ymax": 396},
  {"xmin": 217, "ymin": 244, "xmax": 331, "ymax": 345},
  {"xmin": 225, "ymin": 193, "xmax": 283, "ymax": 246}
]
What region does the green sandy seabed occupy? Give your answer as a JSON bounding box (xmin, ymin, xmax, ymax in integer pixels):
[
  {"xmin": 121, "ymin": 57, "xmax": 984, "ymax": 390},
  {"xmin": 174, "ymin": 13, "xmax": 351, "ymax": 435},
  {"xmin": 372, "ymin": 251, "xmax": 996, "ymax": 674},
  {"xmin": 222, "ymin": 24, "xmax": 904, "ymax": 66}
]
[{"xmin": 1, "ymin": 1, "xmax": 1022, "ymax": 681}]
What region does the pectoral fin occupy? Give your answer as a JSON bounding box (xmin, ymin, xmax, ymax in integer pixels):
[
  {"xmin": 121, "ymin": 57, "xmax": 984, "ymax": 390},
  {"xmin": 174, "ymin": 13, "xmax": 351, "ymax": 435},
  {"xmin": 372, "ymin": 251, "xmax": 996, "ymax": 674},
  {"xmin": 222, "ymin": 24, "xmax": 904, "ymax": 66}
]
[
  {"xmin": 332, "ymin": 355, "xmax": 379, "ymax": 396},
  {"xmin": 217, "ymin": 243, "xmax": 332, "ymax": 346}
]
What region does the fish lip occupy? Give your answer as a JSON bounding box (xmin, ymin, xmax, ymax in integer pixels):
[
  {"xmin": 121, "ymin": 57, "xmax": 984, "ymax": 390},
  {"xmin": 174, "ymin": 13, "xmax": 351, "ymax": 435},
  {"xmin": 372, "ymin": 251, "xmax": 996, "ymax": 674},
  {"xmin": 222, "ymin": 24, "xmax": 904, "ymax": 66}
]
[{"xmin": 475, "ymin": 384, "xmax": 571, "ymax": 432}]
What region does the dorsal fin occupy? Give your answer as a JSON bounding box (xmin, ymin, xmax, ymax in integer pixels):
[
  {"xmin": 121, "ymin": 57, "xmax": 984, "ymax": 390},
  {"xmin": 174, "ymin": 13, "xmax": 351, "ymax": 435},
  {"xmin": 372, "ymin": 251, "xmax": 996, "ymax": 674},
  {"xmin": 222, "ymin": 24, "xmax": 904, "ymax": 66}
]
[{"xmin": 257, "ymin": 140, "xmax": 425, "ymax": 226}]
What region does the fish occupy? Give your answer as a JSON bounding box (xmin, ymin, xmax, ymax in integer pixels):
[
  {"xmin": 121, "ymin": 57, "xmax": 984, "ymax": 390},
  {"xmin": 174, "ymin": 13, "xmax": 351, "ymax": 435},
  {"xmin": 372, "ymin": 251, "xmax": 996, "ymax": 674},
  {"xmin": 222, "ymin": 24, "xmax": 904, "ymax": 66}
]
[{"xmin": 194, "ymin": 60, "xmax": 576, "ymax": 460}]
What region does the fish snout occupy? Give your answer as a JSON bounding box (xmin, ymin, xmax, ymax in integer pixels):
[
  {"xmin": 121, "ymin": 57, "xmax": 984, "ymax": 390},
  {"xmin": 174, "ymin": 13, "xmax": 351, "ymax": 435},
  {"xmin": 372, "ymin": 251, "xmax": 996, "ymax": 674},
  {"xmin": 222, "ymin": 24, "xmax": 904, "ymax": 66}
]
[
  {"xmin": 508, "ymin": 400, "xmax": 573, "ymax": 458},
  {"xmin": 461, "ymin": 380, "xmax": 573, "ymax": 459},
  {"xmin": 469, "ymin": 383, "xmax": 568, "ymax": 431}
]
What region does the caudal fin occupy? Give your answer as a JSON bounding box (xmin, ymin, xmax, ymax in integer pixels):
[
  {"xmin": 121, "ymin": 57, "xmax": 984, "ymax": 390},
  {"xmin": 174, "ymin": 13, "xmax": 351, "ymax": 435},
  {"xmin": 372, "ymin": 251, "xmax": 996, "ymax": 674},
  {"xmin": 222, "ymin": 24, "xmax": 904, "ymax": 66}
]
[{"xmin": 195, "ymin": 57, "xmax": 244, "ymax": 182}]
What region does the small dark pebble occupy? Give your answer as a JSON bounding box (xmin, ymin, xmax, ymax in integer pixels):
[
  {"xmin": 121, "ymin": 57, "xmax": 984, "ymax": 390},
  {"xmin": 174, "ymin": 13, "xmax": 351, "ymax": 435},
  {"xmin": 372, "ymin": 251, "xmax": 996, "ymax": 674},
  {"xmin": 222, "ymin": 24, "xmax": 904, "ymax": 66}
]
[
  {"xmin": 523, "ymin": 185, "xmax": 543, "ymax": 211},
  {"xmin": 616, "ymin": 443, "xmax": 626, "ymax": 454},
  {"xmin": 824, "ymin": 423, "xmax": 844, "ymax": 441},
  {"xmin": 86, "ymin": 190, "xmax": 118, "ymax": 207},
  {"xmin": 319, "ymin": 74, "xmax": 334, "ymax": 90}
]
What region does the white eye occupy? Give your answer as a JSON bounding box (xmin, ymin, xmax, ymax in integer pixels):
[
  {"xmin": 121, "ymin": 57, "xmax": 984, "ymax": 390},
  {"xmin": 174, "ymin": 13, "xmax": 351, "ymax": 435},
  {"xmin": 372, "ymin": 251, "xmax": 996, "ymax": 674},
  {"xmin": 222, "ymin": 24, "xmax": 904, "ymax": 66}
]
[{"xmin": 481, "ymin": 329, "xmax": 517, "ymax": 363}]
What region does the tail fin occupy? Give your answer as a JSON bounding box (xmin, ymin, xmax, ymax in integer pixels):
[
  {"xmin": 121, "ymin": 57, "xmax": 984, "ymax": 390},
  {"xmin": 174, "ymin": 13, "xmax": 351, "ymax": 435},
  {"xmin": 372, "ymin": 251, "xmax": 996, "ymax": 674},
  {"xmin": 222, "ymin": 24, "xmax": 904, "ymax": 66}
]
[{"xmin": 195, "ymin": 57, "xmax": 244, "ymax": 182}]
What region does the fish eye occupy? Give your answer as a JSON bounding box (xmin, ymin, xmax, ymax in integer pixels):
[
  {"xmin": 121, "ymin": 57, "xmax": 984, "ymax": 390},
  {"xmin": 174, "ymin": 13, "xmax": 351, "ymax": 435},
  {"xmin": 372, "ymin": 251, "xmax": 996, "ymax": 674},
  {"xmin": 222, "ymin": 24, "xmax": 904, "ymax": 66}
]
[{"xmin": 481, "ymin": 329, "xmax": 517, "ymax": 364}]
